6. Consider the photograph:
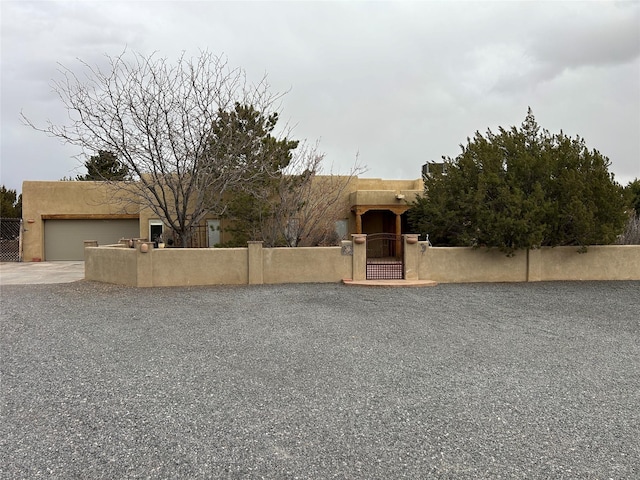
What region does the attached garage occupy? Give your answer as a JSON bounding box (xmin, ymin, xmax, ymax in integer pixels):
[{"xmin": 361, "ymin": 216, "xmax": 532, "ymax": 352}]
[{"xmin": 44, "ymin": 218, "xmax": 140, "ymax": 261}]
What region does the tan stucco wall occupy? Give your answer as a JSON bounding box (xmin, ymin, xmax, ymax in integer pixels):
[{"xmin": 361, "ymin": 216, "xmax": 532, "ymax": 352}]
[
  {"xmin": 85, "ymin": 242, "xmax": 640, "ymax": 287},
  {"xmin": 348, "ymin": 179, "xmax": 423, "ymax": 219},
  {"xmin": 23, "ymin": 177, "xmax": 425, "ymax": 261},
  {"xmin": 85, "ymin": 243, "xmax": 353, "ymax": 287},
  {"xmin": 150, "ymin": 248, "xmax": 249, "ymax": 286},
  {"xmin": 262, "ymin": 246, "xmax": 351, "ymax": 283},
  {"xmin": 354, "ymin": 178, "xmax": 423, "ymax": 191},
  {"xmin": 529, "ymin": 245, "xmax": 640, "ymax": 281},
  {"xmin": 418, "ymin": 245, "xmax": 640, "ymax": 283},
  {"xmin": 419, "ymin": 246, "xmax": 529, "ymax": 283},
  {"xmin": 349, "ymin": 190, "xmax": 421, "ymax": 207},
  {"xmin": 84, "ymin": 246, "xmax": 138, "ymax": 286},
  {"xmin": 22, "ymin": 180, "xmax": 235, "ymax": 259},
  {"xmin": 22, "ymin": 181, "xmax": 140, "ymax": 261}
]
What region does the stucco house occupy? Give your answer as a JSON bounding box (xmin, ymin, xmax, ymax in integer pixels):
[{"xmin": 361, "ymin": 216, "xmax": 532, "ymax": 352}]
[{"xmin": 21, "ymin": 177, "xmax": 423, "ymax": 261}]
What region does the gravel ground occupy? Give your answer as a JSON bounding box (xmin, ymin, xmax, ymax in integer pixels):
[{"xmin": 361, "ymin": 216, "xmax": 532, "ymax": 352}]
[{"xmin": 1, "ymin": 280, "xmax": 639, "ymax": 479}]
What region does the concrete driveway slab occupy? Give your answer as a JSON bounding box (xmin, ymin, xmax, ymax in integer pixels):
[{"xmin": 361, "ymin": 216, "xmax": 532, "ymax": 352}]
[{"xmin": 0, "ymin": 261, "xmax": 85, "ymax": 285}]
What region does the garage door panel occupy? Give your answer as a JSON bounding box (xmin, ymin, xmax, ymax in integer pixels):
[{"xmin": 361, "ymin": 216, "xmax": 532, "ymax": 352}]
[{"xmin": 45, "ymin": 219, "xmax": 140, "ymax": 261}]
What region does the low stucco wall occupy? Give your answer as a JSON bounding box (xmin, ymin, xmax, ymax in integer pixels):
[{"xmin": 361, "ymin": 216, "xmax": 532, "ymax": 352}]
[
  {"xmin": 418, "ymin": 244, "xmax": 640, "ymax": 283},
  {"xmin": 262, "ymin": 246, "xmax": 351, "ymax": 284},
  {"xmin": 85, "ymin": 241, "xmax": 640, "ymax": 287},
  {"xmin": 150, "ymin": 248, "xmax": 249, "ymax": 286},
  {"xmin": 85, "ymin": 243, "xmax": 354, "ymax": 287},
  {"xmin": 85, "ymin": 246, "xmax": 138, "ymax": 286},
  {"xmin": 529, "ymin": 245, "xmax": 640, "ymax": 281},
  {"xmin": 419, "ymin": 246, "xmax": 528, "ymax": 283}
]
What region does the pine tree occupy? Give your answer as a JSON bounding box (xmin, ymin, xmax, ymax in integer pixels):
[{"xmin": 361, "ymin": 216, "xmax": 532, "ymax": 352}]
[
  {"xmin": 76, "ymin": 151, "xmax": 130, "ymax": 181},
  {"xmin": 209, "ymin": 103, "xmax": 299, "ymax": 246},
  {"xmin": 0, "ymin": 186, "xmax": 22, "ymax": 218},
  {"xmin": 409, "ymin": 109, "xmax": 627, "ymax": 254}
]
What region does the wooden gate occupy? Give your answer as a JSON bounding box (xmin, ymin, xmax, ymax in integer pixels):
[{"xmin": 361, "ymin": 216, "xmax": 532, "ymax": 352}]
[{"xmin": 366, "ymin": 233, "xmax": 404, "ymax": 280}]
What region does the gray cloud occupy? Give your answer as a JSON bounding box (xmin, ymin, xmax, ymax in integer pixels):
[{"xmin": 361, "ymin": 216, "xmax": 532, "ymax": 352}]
[
  {"xmin": 1, "ymin": 0, "xmax": 638, "ymax": 193},
  {"xmin": 534, "ymin": 4, "xmax": 639, "ymax": 69}
]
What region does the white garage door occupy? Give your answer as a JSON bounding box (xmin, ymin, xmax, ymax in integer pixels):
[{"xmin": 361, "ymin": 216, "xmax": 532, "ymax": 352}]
[{"xmin": 44, "ymin": 219, "xmax": 140, "ymax": 261}]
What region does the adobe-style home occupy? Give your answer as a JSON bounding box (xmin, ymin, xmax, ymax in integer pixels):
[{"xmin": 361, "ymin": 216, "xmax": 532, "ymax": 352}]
[
  {"xmin": 19, "ymin": 173, "xmax": 640, "ymax": 285},
  {"xmin": 21, "ymin": 176, "xmax": 424, "ymax": 262}
]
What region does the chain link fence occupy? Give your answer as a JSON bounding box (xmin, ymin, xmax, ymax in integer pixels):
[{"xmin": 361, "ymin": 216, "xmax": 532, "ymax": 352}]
[{"xmin": 0, "ymin": 218, "xmax": 22, "ymax": 261}]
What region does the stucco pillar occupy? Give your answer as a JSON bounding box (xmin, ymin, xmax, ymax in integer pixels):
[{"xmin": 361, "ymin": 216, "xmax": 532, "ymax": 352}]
[
  {"xmin": 247, "ymin": 241, "xmax": 264, "ymax": 285},
  {"xmin": 83, "ymin": 240, "xmax": 98, "ymax": 267},
  {"xmin": 355, "ymin": 212, "xmax": 363, "ymax": 234},
  {"xmin": 403, "ymin": 234, "xmax": 419, "ymax": 280},
  {"xmin": 351, "ymin": 234, "xmax": 367, "ymax": 281},
  {"xmin": 136, "ymin": 241, "xmax": 154, "ymax": 287}
]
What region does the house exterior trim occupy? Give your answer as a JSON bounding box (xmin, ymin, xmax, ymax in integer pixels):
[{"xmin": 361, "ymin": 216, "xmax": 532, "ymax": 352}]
[{"xmin": 42, "ymin": 214, "xmax": 140, "ymax": 220}]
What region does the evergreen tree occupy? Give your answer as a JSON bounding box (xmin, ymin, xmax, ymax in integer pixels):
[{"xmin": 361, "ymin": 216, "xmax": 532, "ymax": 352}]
[
  {"xmin": 77, "ymin": 150, "xmax": 130, "ymax": 181},
  {"xmin": 409, "ymin": 108, "xmax": 627, "ymax": 254},
  {"xmin": 208, "ymin": 103, "xmax": 299, "ymax": 246},
  {"xmin": 625, "ymin": 179, "xmax": 640, "ymax": 214},
  {"xmin": 0, "ymin": 186, "xmax": 22, "ymax": 218}
]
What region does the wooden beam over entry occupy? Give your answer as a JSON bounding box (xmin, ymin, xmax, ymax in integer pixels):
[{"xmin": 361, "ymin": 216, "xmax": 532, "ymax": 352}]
[{"xmin": 351, "ymin": 204, "xmax": 411, "ymax": 235}]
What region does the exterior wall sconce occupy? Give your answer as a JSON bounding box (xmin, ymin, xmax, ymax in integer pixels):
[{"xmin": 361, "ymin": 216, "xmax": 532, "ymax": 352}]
[{"xmin": 395, "ymin": 194, "xmax": 405, "ymax": 200}]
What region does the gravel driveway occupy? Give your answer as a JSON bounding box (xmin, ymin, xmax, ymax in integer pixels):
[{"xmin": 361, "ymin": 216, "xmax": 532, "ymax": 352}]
[{"xmin": 1, "ymin": 281, "xmax": 639, "ymax": 479}]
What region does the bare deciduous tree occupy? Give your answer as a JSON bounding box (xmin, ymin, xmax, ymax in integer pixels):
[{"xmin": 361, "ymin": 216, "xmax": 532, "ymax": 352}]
[
  {"xmin": 617, "ymin": 213, "xmax": 640, "ymax": 245},
  {"xmin": 221, "ymin": 142, "xmax": 365, "ymax": 248},
  {"xmin": 23, "ymin": 50, "xmax": 284, "ymax": 246},
  {"xmin": 266, "ymin": 144, "xmax": 365, "ymax": 247}
]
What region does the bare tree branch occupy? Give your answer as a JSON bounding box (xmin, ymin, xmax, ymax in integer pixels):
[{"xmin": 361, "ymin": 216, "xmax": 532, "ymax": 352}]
[
  {"xmin": 22, "ymin": 50, "xmax": 285, "ymax": 246},
  {"xmin": 276, "ymin": 146, "xmax": 366, "ymax": 247}
]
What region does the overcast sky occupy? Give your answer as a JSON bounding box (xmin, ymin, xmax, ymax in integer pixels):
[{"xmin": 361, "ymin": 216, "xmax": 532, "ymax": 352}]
[{"xmin": 2, "ymin": 1, "xmax": 639, "ymax": 193}]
